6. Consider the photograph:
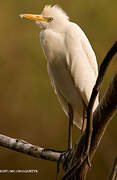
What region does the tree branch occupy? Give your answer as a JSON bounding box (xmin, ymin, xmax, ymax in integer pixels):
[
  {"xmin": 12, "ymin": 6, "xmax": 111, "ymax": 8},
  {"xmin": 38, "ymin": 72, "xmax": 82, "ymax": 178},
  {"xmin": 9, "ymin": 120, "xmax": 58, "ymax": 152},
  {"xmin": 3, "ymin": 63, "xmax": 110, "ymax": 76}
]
[
  {"xmin": 0, "ymin": 134, "xmax": 63, "ymax": 162},
  {"xmin": 62, "ymin": 42, "xmax": 117, "ymax": 180},
  {"xmin": 85, "ymin": 41, "xmax": 117, "ymax": 158},
  {"xmin": 63, "ymin": 71, "xmax": 117, "ymax": 180}
]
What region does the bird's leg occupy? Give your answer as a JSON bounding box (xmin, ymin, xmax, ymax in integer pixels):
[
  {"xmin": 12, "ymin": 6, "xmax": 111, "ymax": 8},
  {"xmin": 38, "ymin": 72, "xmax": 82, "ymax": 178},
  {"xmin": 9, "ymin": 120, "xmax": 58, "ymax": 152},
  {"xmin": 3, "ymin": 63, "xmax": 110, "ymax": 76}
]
[
  {"xmin": 62, "ymin": 104, "xmax": 73, "ymax": 172},
  {"xmin": 56, "ymin": 104, "xmax": 73, "ymax": 177},
  {"xmin": 82, "ymin": 104, "xmax": 91, "ymax": 168},
  {"xmin": 68, "ymin": 103, "xmax": 73, "ymax": 150},
  {"xmin": 81, "ymin": 105, "xmax": 87, "ymax": 134}
]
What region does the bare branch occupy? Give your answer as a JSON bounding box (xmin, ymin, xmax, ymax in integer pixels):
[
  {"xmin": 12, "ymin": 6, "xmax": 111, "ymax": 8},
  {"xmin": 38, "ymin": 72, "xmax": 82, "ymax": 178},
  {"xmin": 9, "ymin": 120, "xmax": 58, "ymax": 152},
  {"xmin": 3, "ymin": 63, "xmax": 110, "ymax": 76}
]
[
  {"xmin": 0, "ymin": 134, "xmax": 63, "ymax": 162},
  {"xmin": 108, "ymin": 157, "xmax": 117, "ymax": 180}
]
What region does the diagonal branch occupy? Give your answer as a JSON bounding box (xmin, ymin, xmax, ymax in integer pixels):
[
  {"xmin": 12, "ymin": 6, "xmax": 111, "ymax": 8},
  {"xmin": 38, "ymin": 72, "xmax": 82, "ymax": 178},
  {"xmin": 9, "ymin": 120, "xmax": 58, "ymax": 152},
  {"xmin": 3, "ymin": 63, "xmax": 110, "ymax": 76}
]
[
  {"xmin": 85, "ymin": 41, "xmax": 117, "ymax": 157},
  {"xmin": 62, "ymin": 70, "xmax": 117, "ymax": 180},
  {"xmin": 62, "ymin": 41, "xmax": 117, "ymax": 180},
  {"xmin": 0, "ymin": 134, "xmax": 63, "ymax": 162}
]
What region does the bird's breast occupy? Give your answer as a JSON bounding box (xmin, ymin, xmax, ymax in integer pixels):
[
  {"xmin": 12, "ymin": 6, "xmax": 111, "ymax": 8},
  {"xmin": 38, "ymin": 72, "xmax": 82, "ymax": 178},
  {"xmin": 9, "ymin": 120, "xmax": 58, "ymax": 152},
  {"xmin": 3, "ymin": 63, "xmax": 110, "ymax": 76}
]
[
  {"xmin": 40, "ymin": 29, "xmax": 65, "ymax": 63},
  {"xmin": 40, "ymin": 29, "xmax": 82, "ymax": 106}
]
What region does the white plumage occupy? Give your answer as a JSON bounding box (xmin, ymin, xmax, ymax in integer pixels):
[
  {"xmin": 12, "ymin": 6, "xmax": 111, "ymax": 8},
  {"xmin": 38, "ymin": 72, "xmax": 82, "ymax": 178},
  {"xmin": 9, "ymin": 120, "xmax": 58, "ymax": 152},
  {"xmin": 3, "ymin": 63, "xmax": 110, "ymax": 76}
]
[
  {"xmin": 20, "ymin": 5, "xmax": 99, "ymax": 129},
  {"xmin": 39, "ymin": 5, "xmax": 99, "ymax": 128}
]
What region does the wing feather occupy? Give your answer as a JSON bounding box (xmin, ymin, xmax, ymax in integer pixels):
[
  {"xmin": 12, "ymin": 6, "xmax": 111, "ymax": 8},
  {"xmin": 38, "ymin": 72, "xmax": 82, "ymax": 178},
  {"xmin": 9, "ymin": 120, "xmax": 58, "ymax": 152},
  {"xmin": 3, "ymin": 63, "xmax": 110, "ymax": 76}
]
[{"xmin": 65, "ymin": 22, "xmax": 99, "ymax": 106}]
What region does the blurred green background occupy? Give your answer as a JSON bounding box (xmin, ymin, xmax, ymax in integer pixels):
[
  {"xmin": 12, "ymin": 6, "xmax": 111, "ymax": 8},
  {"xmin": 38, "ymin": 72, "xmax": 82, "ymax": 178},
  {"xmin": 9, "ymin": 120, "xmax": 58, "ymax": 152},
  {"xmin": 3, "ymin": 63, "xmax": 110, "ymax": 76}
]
[{"xmin": 0, "ymin": 0, "xmax": 117, "ymax": 179}]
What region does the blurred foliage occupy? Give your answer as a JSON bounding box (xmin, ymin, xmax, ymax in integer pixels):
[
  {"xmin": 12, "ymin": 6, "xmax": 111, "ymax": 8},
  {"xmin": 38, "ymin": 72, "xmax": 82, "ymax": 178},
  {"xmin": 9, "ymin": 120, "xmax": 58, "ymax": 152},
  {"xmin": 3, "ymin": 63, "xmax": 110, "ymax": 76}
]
[{"xmin": 0, "ymin": 0, "xmax": 116, "ymax": 180}]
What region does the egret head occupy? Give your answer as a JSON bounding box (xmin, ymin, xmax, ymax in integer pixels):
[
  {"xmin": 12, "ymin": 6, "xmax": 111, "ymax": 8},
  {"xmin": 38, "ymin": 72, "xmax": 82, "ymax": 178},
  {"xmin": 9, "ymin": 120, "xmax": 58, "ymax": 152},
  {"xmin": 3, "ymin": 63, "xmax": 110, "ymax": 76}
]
[{"xmin": 20, "ymin": 5, "xmax": 69, "ymax": 31}]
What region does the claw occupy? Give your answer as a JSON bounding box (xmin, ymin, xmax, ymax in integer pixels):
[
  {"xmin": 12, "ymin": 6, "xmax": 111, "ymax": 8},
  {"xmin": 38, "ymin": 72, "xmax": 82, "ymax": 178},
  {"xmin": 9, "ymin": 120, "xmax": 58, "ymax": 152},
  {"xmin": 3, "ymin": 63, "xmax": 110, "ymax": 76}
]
[
  {"xmin": 56, "ymin": 148, "xmax": 72, "ymax": 179},
  {"xmin": 63, "ymin": 149, "xmax": 72, "ymax": 171},
  {"xmin": 57, "ymin": 151, "xmax": 68, "ymax": 179}
]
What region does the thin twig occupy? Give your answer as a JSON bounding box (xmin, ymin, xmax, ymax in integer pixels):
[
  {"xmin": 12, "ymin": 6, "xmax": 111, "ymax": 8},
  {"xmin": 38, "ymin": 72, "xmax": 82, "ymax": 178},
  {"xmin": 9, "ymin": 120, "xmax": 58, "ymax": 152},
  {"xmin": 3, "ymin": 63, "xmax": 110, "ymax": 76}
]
[
  {"xmin": 0, "ymin": 134, "xmax": 64, "ymax": 162},
  {"xmin": 108, "ymin": 157, "xmax": 117, "ymax": 180}
]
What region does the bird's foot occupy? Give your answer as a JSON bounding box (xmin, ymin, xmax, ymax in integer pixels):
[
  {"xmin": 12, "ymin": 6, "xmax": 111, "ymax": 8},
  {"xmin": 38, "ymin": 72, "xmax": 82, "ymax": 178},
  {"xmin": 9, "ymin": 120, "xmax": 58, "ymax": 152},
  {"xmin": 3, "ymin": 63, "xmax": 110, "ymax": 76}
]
[
  {"xmin": 62, "ymin": 143, "xmax": 91, "ymax": 180},
  {"xmin": 56, "ymin": 151, "xmax": 66, "ymax": 179},
  {"xmin": 56, "ymin": 149, "xmax": 72, "ymax": 179},
  {"xmin": 62, "ymin": 148, "xmax": 72, "ymax": 171}
]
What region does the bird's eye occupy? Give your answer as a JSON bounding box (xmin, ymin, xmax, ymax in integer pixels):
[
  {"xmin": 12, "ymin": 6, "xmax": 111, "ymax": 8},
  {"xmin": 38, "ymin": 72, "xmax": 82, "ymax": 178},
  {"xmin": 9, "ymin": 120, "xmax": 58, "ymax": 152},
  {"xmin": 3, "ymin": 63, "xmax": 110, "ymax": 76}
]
[{"xmin": 47, "ymin": 17, "xmax": 53, "ymax": 22}]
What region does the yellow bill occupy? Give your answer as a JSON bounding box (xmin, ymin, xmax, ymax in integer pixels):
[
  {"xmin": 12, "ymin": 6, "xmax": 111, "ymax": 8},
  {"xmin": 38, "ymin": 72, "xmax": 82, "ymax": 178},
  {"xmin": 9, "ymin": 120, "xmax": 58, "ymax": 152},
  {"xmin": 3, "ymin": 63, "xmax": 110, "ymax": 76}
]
[{"xmin": 19, "ymin": 14, "xmax": 53, "ymax": 22}]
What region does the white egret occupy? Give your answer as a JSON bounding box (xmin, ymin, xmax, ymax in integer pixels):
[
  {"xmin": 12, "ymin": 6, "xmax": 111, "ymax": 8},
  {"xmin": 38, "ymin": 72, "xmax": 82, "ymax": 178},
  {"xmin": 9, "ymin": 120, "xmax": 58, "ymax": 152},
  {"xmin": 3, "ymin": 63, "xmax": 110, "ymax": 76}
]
[{"xmin": 20, "ymin": 5, "xmax": 99, "ymax": 150}]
